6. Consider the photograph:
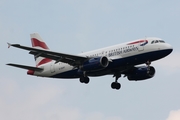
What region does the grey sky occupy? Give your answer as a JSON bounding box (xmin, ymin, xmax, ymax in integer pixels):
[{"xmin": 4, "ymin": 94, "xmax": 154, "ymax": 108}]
[{"xmin": 1, "ymin": 0, "xmax": 180, "ymax": 120}]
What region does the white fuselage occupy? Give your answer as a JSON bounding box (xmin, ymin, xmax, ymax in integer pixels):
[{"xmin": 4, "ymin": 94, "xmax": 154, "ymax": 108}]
[{"xmin": 33, "ymin": 37, "xmax": 172, "ymax": 78}]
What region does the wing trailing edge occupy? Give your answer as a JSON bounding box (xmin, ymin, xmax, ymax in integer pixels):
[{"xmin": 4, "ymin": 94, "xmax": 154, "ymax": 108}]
[{"xmin": 7, "ymin": 42, "xmax": 88, "ymax": 66}]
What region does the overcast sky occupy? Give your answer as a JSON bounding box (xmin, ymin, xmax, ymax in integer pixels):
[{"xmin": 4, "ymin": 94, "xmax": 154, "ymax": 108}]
[{"xmin": 1, "ymin": 0, "xmax": 180, "ymax": 120}]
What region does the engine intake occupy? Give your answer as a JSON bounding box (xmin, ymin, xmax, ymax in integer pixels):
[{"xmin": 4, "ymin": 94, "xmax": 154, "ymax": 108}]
[
  {"xmin": 80, "ymin": 56, "xmax": 109, "ymax": 72},
  {"xmin": 127, "ymin": 66, "xmax": 155, "ymax": 81}
]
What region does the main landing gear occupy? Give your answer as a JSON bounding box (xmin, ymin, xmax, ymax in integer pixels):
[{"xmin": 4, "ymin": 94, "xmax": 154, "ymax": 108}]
[
  {"xmin": 79, "ymin": 77, "xmax": 90, "ymax": 84},
  {"xmin": 111, "ymin": 74, "xmax": 121, "ymax": 90},
  {"xmin": 79, "ymin": 71, "xmax": 90, "ymax": 84},
  {"xmin": 79, "ymin": 74, "xmax": 121, "ymax": 90}
]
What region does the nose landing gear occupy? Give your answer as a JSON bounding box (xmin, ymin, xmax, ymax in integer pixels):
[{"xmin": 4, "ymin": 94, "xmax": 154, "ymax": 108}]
[{"xmin": 146, "ymin": 60, "xmax": 151, "ymax": 73}]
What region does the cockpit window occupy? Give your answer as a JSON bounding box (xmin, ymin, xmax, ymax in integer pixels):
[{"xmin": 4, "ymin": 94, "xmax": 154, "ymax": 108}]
[
  {"xmin": 151, "ymin": 40, "xmax": 165, "ymax": 44},
  {"xmin": 155, "ymin": 40, "xmax": 159, "ymax": 43},
  {"xmin": 159, "ymin": 40, "xmax": 165, "ymax": 43}
]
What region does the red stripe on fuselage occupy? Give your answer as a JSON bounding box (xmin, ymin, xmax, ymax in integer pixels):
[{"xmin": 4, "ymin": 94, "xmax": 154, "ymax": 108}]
[
  {"xmin": 31, "ymin": 38, "xmax": 49, "ymax": 49},
  {"xmin": 127, "ymin": 40, "xmax": 146, "ymax": 45},
  {"xmin": 36, "ymin": 58, "xmax": 52, "ymax": 67}
]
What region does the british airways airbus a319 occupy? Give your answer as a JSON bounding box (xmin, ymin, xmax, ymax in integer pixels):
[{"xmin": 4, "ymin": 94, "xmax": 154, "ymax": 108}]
[{"xmin": 7, "ymin": 33, "xmax": 173, "ymax": 90}]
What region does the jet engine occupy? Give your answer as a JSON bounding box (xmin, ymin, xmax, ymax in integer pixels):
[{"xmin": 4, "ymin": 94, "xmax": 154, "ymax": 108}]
[
  {"xmin": 80, "ymin": 56, "xmax": 109, "ymax": 72},
  {"xmin": 127, "ymin": 66, "xmax": 155, "ymax": 81}
]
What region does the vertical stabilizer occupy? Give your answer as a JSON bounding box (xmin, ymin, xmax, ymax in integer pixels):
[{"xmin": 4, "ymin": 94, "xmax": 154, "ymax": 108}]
[{"xmin": 30, "ymin": 33, "xmax": 52, "ymax": 66}]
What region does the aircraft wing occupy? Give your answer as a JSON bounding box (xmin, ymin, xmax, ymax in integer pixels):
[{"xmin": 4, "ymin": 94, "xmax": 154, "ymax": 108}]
[{"xmin": 8, "ymin": 43, "xmax": 88, "ymax": 66}]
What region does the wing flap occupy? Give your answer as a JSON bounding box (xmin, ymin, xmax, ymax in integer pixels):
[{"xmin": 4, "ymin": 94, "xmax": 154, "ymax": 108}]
[{"xmin": 6, "ymin": 63, "xmax": 43, "ymax": 71}]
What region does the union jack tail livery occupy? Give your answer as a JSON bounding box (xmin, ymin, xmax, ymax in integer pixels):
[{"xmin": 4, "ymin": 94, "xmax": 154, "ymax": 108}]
[{"xmin": 30, "ymin": 33, "xmax": 52, "ymax": 66}]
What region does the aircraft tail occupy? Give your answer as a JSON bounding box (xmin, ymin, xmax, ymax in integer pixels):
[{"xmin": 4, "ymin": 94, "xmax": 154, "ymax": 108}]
[{"xmin": 30, "ymin": 33, "xmax": 52, "ymax": 66}]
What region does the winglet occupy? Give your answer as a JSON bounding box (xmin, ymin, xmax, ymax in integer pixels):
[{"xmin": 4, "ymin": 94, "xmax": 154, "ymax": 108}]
[{"xmin": 7, "ymin": 43, "xmax": 11, "ymax": 48}]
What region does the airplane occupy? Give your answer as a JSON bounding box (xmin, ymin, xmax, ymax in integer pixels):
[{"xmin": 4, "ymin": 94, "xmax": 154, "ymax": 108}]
[{"xmin": 7, "ymin": 33, "xmax": 173, "ymax": 90}]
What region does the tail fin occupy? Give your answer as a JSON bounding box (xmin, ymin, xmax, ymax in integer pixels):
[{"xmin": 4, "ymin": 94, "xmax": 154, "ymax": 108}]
[{"xmin": 30, "ymin": 33, "xmax": 52, "ymax": 66}]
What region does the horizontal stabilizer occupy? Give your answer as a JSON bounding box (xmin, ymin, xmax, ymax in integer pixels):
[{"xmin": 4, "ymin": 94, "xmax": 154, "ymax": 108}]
[{"xmin": 6, "ymin": 63, "xmax": 43, "ymax": 71}]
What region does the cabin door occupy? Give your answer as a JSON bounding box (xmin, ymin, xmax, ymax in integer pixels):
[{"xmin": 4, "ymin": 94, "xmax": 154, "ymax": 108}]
[
  {"xmin": 50, "ymin": 62, "xmax": 55, "ymax": 73},
  {"xmin": 138, "ymin": 41, "xmax": 144, "ymax": 51}
]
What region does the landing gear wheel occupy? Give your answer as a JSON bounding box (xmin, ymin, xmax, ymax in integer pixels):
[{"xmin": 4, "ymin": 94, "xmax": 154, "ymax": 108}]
[
  {"xmin": 111, "ymin": 82, "xmax": 121, "ymax": 90},
  {"xmin": 84, "ymin": 77, "xmax": 90, "ymax": 84},
  {"xmin": 111, "ymin": 82, "xmax": 116, "ymax": 89},
  {"xmin": 111, "ymin": 73, "xmax": 122, "ymax": 90},
  {"xmin": 79, "ymin": 77, "xmax": 90, "ymax": 84},
  {"xmin": 80, "ymin": 77, "xmax": 84, "ymax": 83},
  {"xmin": 116, "ymin": 83, "xmax": 121, "ymax": 90}
]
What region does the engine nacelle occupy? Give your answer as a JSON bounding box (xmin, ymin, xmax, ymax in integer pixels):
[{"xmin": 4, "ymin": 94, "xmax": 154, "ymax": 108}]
[
  {"xmin": 80, "ymin": 56, "xmax": 109, "ymax": 72},
  {"xmin": 127, "ymin": 66, "xmax": 155, "ymax": 81}
]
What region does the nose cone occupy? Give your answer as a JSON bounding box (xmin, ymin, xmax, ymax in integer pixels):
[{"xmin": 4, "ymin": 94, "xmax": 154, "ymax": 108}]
[
  {"xmin": 165, "ymin": 43, "xmax": 173, "ymax": 55},
  {"xmin": 164, "ymin": 43, "xmax": 173, "ymax": 56},
  {"xmin": 166, "ymin": 43, "xmax": 173, "ymax": 49}
]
